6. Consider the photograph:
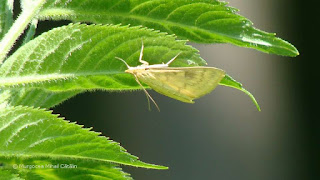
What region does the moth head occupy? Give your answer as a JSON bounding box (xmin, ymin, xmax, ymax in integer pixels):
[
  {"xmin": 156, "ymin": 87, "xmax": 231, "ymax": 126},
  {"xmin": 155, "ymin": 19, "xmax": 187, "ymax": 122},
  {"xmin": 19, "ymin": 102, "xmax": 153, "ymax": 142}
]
[
  {"xmin": 125, "ymin": 68, "xmax": 144, "ymax": 74},
  {"xmin": 125, "ymin": 69, "xmax": 133, "ymax": 74}
]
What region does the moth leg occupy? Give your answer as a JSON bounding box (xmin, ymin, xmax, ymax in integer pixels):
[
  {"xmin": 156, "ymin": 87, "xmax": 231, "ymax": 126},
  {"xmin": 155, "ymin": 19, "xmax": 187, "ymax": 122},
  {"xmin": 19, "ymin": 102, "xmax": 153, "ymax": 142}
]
[
  {"xmin": 139, "ymin": 41, "xmax": 149, "ymax": 65},
  {"xmin": 134, "ymin": 75, "xmax": 160, "ymax": 111},
  {"xmin": 166, "ymin": 52, "xmax": 182, "ymax": 66}
]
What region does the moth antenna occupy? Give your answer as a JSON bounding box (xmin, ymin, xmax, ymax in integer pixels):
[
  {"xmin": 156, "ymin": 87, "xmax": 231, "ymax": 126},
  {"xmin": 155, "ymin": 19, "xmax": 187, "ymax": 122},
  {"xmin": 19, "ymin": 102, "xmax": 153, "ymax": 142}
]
[
  {"xmin": 139, "ymin": 41, "xmax": 149, "ymax": 65},
  {"xmin": 166, "ymin": 52, "xmax": 182, "ymax": 66},
  {"xmin": 115, "ymin": 57, "xmax": 131, "ymax": 69},
  {"xmin": 134, "ymin": 75, "xmax": 160, "ymax": 111}
]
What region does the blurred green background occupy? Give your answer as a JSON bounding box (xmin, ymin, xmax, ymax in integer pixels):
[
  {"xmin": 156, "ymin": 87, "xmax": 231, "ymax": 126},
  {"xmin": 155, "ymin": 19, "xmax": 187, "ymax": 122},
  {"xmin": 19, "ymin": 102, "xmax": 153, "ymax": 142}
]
[{"xmin": 39, "ymin": 0, "xmax": 316, "ymax": 179}]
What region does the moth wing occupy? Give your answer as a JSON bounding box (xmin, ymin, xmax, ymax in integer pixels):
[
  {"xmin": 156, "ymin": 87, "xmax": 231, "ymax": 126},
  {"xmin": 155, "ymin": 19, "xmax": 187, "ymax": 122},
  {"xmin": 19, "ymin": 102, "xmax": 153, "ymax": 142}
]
[{"xmin": 136, "ymin": 67, "xmax": 225, "ymax": 103}]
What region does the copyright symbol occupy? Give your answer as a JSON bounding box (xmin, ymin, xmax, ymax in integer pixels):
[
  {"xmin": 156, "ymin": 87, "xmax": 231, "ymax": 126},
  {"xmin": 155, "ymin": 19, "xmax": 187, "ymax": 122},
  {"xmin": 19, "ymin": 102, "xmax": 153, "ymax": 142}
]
[{"xmin": 12, "ymin": 164, "xmax": 18, "ymax": 169}]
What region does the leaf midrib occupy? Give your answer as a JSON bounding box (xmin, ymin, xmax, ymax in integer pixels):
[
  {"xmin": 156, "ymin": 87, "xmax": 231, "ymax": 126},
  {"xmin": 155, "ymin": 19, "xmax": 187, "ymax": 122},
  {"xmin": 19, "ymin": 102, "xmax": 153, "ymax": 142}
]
[
  {"xmin": 0, "ymin": 71, "xmax": 126, "ymax": 88},
  {"xmin": 38, "ymin": 8, "xmax": 294, "ymax": 53},
  {"xmin": 0, "ymin": 153, "xmax": 167, "ymax": 169},
  {"xmin": 39, "ymin": 9, "xmax": 244, "ymax": 41}
]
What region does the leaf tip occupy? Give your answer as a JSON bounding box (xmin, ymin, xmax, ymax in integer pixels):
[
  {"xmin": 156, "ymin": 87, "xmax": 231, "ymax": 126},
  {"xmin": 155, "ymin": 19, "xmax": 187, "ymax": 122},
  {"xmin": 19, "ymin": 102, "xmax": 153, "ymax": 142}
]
[
  {"xmin": 219, "ymin": 74, "xmax": 261, "ymax": 111},
  {"xmin": 240, "ymin": 88, "xmax": 261, "ymax": 111}
]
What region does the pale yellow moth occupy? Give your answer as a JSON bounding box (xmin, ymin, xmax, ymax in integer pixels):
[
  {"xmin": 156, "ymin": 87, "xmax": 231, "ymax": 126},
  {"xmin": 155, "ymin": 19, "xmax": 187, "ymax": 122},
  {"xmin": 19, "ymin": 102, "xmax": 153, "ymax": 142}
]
[{"xmin": 116, "ymin": 43, "xmax": 226, "ymax": 111}]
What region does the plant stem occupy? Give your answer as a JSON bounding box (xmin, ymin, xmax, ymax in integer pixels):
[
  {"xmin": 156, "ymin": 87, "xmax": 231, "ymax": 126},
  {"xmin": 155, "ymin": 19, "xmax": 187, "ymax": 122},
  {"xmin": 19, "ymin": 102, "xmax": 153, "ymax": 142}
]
[{"xmin": 0, "ymin": 0, "xmax": 46, "ymax": 64}]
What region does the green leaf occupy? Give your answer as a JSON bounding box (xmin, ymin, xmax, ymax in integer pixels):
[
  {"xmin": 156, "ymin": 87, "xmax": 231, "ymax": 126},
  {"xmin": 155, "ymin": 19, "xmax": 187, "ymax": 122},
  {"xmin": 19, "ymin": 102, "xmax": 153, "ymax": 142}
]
[
  {"xmin": 3, "ymin": 88, "xmax": 83, "ymax": 108},
  {"xmin": 0, "ymin": 105, "xmax": 166, "ymax": 179},
  {"xmin": 219, "ymin": 74, "xmax": 260, "ymax": 111},
  {"xmin": 0, "ymin": 23, "xmax": 205, "ymax": 91},
  {"xmin": 0, "ymin": 89, "xmax": 11, "ymax": 105},
  {"xmin": 0, "ymin": 0, "xmax": 14, "ymax": 39},
  {"xmin": 0, "ymin": 170, "xmax": 23, "ymax": 180},
  {"xmin": 38, "ymin": 0, "xmax": 298, "ymax": 57},
  {"xmin": 0, "ymin": 23, "xmax": 258, "ymax": 109},
  {"xmin": 1, "ymin": 159, "xmax": 133, "ymax": 180}
]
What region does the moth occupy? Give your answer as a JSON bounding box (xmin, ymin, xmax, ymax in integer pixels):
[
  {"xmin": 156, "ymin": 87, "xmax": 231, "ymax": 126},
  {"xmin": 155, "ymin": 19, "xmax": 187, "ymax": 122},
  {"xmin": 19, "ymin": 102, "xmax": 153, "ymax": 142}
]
[{"xmin": 116, "ymin": 43, "xmax": 225, "ymax": 111}]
